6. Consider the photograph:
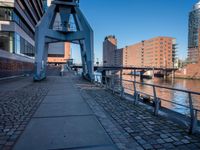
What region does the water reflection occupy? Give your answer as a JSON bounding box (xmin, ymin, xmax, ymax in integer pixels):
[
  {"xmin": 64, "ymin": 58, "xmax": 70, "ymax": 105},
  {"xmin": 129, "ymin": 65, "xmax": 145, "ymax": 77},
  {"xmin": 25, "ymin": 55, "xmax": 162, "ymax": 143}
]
[{"xmin": 122, "ymin": 75, "xmax": 200, "ymax": 116}]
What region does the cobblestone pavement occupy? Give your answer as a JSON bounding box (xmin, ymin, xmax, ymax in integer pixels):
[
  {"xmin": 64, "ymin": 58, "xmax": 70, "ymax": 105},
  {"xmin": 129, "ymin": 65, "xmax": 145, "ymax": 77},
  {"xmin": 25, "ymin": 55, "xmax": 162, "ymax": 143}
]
[
  {"xmin": 0, "ymin": 77, "xmax": 53, "ymax": 150},
  {"xmin": 74, "ymin": 77, "xmax": 200, "ymax": 150}
]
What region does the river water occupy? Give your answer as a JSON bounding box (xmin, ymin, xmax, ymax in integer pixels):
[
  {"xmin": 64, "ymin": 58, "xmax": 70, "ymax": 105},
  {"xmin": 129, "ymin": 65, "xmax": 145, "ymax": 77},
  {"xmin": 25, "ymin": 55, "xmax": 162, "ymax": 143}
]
[{"xmin": 121, "ymin": 75, "xmax": 200, "ymax": 117}]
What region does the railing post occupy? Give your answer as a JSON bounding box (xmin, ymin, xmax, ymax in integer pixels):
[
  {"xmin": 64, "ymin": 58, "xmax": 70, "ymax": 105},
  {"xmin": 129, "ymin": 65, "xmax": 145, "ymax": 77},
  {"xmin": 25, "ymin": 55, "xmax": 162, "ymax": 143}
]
[
  {"xmin": 120, "ymin": 69, "xmax": 123, "ymax": 87},
  {"xmin": 133, "ymin": 81, "xmax": 139, "ymax": 105},
  {"xmin": 97, "ymin": 75, "xmax": 100, "ymax": 86},
  {"xmin": 188, "ymin": 92, "xmax": 197, "ymax": 134},
  {"xmin": 111, "ymin": 76, "xmax": 115, "ymax": 94},
  {"xmin": 100, "ymin": 75, "xmax": 103, "ymax": 87},
  {"xmin": 119, "ymin": 69, "xmax": 124, "ymax": 98},
  {"xmin": 105, "ymin": 76, "xmax": 108, "ymax": 89},
  {"xmin": 153, "ymin": 85, "xmax": 160, "ymax": 116},
  {"xmin": 121, "ymin": 86, "xmax": 124, "ymax": 98}
]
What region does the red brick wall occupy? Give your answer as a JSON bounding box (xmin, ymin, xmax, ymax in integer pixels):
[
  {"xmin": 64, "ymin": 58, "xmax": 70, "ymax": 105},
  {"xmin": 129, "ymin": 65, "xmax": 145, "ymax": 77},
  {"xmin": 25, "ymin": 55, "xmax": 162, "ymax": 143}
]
[
  {"xmin": 0, "ymin": 57, "xmax": 34, "ymax": 78},
  {"xmin": 175, "ymin": 61, "xmax": 200, "ymax": 79}
]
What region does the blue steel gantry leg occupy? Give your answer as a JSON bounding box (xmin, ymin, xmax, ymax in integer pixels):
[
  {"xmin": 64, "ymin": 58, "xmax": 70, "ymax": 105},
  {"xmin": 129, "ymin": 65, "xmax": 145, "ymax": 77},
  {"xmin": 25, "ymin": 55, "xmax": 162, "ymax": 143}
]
[{"xmin": 34, "ymin": 0, "xmax": 94, "ymax": 81}]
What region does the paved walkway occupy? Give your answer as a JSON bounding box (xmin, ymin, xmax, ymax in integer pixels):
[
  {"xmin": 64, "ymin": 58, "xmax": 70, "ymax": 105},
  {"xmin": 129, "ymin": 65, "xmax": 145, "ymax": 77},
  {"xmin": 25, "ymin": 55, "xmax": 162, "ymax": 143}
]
[
  {"xmin": 1, "ymin": 73, "xmax": 200, "ymax": 150},
  {"xmin": 12, "ymin": 74, "xmax": 117, "ymax": 150},
  {"xmin": 74, "ymin": 77, "xmax": 200, "ymax": 150}
]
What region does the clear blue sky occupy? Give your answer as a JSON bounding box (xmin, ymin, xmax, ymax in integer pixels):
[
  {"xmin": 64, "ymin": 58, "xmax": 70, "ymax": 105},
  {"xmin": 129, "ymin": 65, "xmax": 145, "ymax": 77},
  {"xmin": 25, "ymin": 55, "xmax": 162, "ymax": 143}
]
[{"xmin": 72, "ymin": 0, "xmax": 198, "ymax": 64}]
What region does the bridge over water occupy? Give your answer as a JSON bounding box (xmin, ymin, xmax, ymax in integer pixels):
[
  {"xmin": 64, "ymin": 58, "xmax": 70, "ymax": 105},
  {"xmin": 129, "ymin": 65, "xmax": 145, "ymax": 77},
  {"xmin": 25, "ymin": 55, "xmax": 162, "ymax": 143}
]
[{"xmin": 72, "ymin": 65, "xmax": 178, "ymax": 79}]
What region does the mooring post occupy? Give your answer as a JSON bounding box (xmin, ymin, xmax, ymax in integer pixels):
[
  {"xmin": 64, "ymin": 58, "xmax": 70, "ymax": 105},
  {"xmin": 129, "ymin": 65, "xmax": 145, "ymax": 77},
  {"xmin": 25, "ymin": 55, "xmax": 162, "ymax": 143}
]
[{"xmin": 188, "ymin": 92, "xmax": 197, "ymax": 134}]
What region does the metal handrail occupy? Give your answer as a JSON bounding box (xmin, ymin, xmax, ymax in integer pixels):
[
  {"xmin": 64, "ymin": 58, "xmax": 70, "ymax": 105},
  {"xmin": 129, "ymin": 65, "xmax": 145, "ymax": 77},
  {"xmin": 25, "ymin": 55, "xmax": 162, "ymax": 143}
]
[
  {"xmin": 122, "ymin": 79, "xmax": 200, "ymax": 95},
  {"xmin": 94, "ymin": 74, "xmax": 200, "ymax": 133}
]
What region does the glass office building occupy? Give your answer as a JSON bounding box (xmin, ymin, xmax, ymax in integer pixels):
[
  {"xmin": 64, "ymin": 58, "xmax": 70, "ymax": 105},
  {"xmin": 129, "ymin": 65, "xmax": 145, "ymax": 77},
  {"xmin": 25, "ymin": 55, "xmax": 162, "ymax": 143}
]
[
  {"xmin": 0, "ymin": 0, "xmax": 44, "ymax": 77},
  {"xmin": 0, "ymin": 1, "xmax": 44, "ymax": 56},
  {"xmin": 188, "ymin": 1, "xmax": 200, "ymax": 63}
]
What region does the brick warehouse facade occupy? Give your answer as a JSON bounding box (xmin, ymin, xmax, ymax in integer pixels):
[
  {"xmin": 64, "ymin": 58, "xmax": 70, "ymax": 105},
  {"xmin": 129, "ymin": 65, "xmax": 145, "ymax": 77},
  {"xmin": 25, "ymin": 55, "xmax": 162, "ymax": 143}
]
[
  {"xmin": 0, "ymin": 49, "xmax": 34, "ymax": 78},
  {"xmin": 103, "ymin": 36, "xmax": 176, "ymax": 68}
]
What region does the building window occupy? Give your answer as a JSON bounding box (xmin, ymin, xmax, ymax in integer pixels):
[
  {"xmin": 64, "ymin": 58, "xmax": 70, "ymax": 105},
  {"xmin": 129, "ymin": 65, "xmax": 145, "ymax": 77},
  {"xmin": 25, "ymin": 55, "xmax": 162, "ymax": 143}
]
[
  {"xmin": 0, "ymin": 32, "xmax": 14, "ymax": 53},
  {"xmin": 0, "ymin": 7, "xmax": 13, "ymax": 20},
  {"xmin": 0, "ymin": 7, "xmax": 34, "ymax": 39}
]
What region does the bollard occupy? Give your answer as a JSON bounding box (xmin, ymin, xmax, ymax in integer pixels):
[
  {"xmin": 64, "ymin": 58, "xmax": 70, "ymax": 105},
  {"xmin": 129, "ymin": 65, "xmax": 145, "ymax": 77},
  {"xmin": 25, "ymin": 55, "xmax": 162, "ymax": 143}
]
[{"xmin": 60, "ymin": 71, "xmax": 64, "ymax": 76}]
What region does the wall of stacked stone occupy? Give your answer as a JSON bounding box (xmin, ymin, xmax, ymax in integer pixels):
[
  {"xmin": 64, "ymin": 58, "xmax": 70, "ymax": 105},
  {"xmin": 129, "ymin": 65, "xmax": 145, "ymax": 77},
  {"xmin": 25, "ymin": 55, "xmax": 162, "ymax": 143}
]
[{"xmin": 0, "ymin": 57, "xmax": 34, "ymax": 78}]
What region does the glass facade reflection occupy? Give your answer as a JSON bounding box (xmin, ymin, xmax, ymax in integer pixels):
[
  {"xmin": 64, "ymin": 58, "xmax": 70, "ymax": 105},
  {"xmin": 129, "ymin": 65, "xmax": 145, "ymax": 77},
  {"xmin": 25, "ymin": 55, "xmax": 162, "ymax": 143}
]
[
  {"xmin": 0, "ymin": 7, "xmax": 35, "ymax": 57},
  {"xmin": 0, "ymin": 31, "xmax": 34, "ymax": 57},
  {"xmin": 188, "ymin": 1, "xmax": 200, "ymax": 63},
  {"xmin": 0, "ymin": 32, "xmax": 14, "ymax": 53}
]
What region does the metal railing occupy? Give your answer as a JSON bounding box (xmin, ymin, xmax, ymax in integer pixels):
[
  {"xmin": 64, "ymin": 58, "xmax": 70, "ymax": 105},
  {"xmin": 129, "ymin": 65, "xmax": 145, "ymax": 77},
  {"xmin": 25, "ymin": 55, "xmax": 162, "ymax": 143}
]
[{"xmin": 93, "ymin": 74, "xmax": 200, "ymax": 134}]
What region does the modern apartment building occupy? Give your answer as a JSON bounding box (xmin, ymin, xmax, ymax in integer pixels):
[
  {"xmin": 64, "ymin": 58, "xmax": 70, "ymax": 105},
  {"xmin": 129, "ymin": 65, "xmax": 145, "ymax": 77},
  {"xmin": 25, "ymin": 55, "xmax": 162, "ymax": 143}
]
[
  {"xmin": 103, "ymin": 36, "xmax": 176, "ymax": 68},
  {"xmin": 0, "ymin": 0, "xmax": 45, "ymax": 77},
  {"xmin": 188, "ymin": 0, "xmax": 200, "ymax": 63}
]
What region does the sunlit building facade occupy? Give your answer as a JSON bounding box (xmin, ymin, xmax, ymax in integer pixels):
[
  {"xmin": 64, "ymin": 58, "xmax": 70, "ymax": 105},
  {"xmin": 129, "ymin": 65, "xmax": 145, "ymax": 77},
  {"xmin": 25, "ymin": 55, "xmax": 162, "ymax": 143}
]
[
  {"xmin": 103, "ymin": 35, "xmax": 118, "ymax": 66},
  {"xmin": 103, "ymin": 36, "xmax": 176, "ymax": 68}
]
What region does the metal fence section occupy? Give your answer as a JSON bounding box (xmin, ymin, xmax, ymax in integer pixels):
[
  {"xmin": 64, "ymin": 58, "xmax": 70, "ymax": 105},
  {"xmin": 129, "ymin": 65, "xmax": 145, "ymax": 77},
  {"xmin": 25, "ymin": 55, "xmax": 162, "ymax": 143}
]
[{"xmin": 93, "ymin": 74, "xmax": 200, "ymax": 134}]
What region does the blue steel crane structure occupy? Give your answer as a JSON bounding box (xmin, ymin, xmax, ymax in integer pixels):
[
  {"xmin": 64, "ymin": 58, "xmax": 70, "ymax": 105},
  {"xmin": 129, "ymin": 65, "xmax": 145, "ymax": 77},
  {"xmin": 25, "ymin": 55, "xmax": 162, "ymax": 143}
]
[{"xmin": 34, "ymin": 0, "xmax": 94, "ymax": 81}]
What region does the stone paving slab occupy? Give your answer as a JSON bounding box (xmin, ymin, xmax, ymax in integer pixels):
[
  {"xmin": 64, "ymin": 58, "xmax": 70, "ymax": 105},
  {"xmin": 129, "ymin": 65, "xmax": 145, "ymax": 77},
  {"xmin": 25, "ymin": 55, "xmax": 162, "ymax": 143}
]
[
  {"xmin": 0, "ymin": 77, "xmax": 51, "ymax": 149},
  {"xmin": 13, "ymin": 74, "xmax": 117, "ymax": 150},
  {"xmin": 42, "ymin": 95, "xmax": 83, "ymax": 104},
  {"xmin": 33, "ymin": 102, "xmax": 92, "ymax": 117},
  {"xmin": 47, "ymin": 89, "xmax": 78, "ymax": 96},
  {"xmin": 13, "ymin": 116, "xmax": 115, "ymax": 150}
]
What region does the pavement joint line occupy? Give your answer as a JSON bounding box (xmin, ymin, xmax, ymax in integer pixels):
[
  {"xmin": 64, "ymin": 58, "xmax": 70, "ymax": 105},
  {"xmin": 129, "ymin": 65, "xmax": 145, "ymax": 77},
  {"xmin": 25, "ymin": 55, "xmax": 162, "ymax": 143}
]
[
  {"xmin": 42, "ymin": 101, "xmax": 84, "ymax": 104},
  {"xmin": 0, "ymin": 75, "xmax": 26, "ymax": 81},
  {"xmin": 48, "ymin": 143, "xmax": 116, "ymax": 150},
  {"xmin": 32, "ymin": 114, "xmax": 96, "ymax": 119}
]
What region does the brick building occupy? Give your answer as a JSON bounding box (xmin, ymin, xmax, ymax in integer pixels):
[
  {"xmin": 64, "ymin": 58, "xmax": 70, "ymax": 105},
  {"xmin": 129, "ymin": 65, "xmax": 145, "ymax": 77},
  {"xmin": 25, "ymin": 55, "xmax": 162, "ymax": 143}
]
[
  {"xmin": 103, "ymin": 35, "xmax": 118, "ymax": 66},
  {"xmin": 103, "ymin": 36, "xmax": 176, "ymax": 68}
]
